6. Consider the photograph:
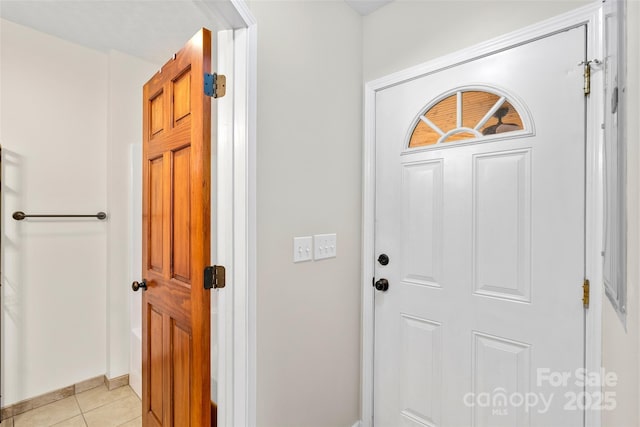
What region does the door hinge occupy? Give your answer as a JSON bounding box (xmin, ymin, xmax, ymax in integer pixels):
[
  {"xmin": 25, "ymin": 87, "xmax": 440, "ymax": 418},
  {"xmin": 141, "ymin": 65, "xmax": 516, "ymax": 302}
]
[
  {"xmin": 583, "ymin": 63, "xmax": 591, "ymax": 96},
  {"xmin": 204, "ymin": 265, "xmax": 226, "ymax": 289},
  {"xmin": 582, "ymin": 278, "xmax": 590, "ymax": 308},
  {"xmin": 579, "ymin": 59, "xmax": 601, "ymax": 96},
  {"xmin": 204, "ymin": 73, "xmax": 226, "ymax": 98}
]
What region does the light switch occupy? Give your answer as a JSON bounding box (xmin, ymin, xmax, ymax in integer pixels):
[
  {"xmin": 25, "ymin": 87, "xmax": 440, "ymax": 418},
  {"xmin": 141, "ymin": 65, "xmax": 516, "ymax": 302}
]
[
  {"xmin": 314, "ymin": 233, "xmax": 337, "ymax": 260},
  {"xmin": 293, "ymin": 236, "xmax": 313, "ymax": 263}
]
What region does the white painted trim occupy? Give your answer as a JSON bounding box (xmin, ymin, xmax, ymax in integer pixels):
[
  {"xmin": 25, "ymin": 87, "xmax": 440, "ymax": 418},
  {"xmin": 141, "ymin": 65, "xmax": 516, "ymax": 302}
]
[
  {"xmin": 361, "ymin": 3, "xmax": 604, "ymax": 427},
  {"xmin": 361, "ymin": 80, "xmax": 376, "ymax": 427},
  {"xmin": 584, "ymin": 6, "xmax": 605, "ymax": 427},
  {"xmin": 351, "ymin": 421, "xmax": 362, "ymax": 427},
  {"xmin": 197, "ymin": 1, "xmax": 257, "ymax": 427},
  {"xmin": 228, "ymin": 22, "xmax": 258, "ymax": 427},
  {"xmin": 246, "ymin": 20, "xmax": 258, "ymax": 427},
  {"xmin": 230, "ymin": 3, "xmax": 258, "ymax": 427},
  {"xmin": 216, "ymin": 28, "xmax": 235, "ymax": 427}
]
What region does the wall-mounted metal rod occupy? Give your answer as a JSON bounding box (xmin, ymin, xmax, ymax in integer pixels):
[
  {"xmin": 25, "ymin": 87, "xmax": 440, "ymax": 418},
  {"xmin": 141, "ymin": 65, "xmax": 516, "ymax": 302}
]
[{"xmin": 12, "ymin": 211, "xmax": 107, "ymax": 221}]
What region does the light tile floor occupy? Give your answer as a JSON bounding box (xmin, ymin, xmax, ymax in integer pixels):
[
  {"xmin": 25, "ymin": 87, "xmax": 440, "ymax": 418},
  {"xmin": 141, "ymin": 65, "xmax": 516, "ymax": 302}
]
[{"xmin": 0, "ymin": 385, "xmax": 141, "ymax": 427}]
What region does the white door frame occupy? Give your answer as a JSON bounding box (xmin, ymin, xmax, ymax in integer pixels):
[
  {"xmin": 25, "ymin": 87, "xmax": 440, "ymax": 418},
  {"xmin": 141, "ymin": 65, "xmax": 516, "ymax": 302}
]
[
  {"xmin": 361, "ymin": 3, "xmax": 605, "ymax": 427},
  {"xmin": 202, "ymin": 1, "xmax": 257, "ymax": 426}
]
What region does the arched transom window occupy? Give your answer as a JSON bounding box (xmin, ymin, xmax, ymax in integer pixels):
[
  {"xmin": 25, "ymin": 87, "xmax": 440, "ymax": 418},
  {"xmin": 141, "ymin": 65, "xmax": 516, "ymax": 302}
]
[{"xmin": 408, "ymin": 88, "xmax": 528, "ymax": 148}]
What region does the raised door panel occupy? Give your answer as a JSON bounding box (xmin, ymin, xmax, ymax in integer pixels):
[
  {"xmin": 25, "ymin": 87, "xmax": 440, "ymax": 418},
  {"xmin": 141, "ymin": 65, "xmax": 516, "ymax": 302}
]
[
  {"xmin": 172, "ymin": 147, "xmax": 191, "ymax": 283},
  {"xmin": 473, "ymin": 150, "xmax": 531, "ymax": 302},
  {"xmin": 149, "ymin": 157, "xmax": 164, "ymax": 273},
  {"xmin": 472, "ymin": 332, "xmax": 530, "ymax": 427},
  {"xmin": 150, "ymin": 92, "xmax": 165, "ymax": 137},
  {"xmin": 173, "ymin": 70, "xmax": 191, "ymax": 126},
  {"xmin": 149, "ymin": 308, "xmax": 164, "ymax": 425},
  {"xmin": 401, "ymin": 161, "xmax": 443, "ymax": 288},
  {"xmin": 172, "ymin": 322, "xmax": 191, "ymax": 426},
  {"xmin": 399, "ymin": 314, "xmax": 442, "ymax": 427}
]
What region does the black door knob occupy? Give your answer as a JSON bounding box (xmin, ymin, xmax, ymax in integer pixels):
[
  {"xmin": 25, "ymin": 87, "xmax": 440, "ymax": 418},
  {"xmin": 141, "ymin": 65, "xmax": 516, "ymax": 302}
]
[
  {"xmin": 375, "ymin": 278, "xmax": 389, "ymax": 292},
  {"xmin": 378, "ymin": 254, "xmax": 389, "ymax": 265},
  {"xmin": 132, "ymin": 279, "xmax": 147, "ymax": 292}
]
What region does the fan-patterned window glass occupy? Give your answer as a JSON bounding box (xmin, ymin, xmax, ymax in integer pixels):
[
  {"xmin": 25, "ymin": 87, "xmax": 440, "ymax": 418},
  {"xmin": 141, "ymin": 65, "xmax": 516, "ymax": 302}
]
[{"xmin": 409, "ymin": 89, "xmax": 525, "ymax": 148}]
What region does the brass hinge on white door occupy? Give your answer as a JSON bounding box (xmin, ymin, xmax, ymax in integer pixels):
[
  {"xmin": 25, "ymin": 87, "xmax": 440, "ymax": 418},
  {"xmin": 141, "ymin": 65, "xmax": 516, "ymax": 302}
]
[
  {"xmin": 583, "ymin": 278, "xmax": 590, "ymax": 308},
  {"xmin": 578, "ymin": 60, "xmax": 601, "ymax": 96}
]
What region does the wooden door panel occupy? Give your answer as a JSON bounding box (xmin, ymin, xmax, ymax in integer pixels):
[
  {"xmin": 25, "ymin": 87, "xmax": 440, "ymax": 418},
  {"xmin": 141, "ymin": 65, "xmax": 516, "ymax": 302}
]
[
  {"xmin": 141, "ymin": 28, "xmax": 211, "ymax": 427},
  {"xmin": 173, "ymin": 70, "xmax": 191, "ymax": 125},
  {"xmin": 150, "ymin": 92, "xmax": 165, "ymax": 137},
  {"xmin": 172, "ymin": 322, "xmax": 191, "ymax": 425},
  {"xmin": 149, "ymin": 157, "xmax": 164, "ymax": 273},
  {"xmin": 172, "ymin": 147, "xmax": 191, "ymax": 283},
  {"xmin": 149, "ymin": 308, "xmax": 164, "ymax": 422}
]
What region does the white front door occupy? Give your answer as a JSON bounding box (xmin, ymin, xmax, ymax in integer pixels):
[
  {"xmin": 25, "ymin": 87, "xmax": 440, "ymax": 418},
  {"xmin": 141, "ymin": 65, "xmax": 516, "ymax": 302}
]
[{"xmin": 374, "ymin": 26, "xmax": 587, "ymax": 427}]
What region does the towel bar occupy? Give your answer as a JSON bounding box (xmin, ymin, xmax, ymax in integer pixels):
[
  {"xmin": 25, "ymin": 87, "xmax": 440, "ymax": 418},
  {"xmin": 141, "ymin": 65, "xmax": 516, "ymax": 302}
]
[{"xmin": 12, "ymin": 211, "xmax": 107, "ymax": 221}]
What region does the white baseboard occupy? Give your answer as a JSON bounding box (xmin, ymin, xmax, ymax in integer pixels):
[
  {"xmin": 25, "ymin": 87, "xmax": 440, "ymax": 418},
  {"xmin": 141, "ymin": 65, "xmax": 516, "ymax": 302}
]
[{"xmin": 351, "ymin": 421, "xmax": 362, "ymax": 427}]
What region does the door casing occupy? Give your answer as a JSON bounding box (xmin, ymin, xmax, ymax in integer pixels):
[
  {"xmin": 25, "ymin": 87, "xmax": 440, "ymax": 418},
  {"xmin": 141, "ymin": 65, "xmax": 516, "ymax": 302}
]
[{"xmin": 360, "ymin": 3, "xmax": 605, "ymax": 427}]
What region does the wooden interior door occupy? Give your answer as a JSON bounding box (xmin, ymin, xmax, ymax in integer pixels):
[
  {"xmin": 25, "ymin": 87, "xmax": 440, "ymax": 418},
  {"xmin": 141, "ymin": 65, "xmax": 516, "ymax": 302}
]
[{"xmin": 140, "ymin": 28, "xmax": 211, "ymax": 427}]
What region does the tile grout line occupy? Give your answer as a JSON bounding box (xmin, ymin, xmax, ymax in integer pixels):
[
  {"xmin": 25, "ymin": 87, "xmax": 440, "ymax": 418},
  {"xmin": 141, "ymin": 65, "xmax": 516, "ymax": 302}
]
[
  {"xmin": 14, "ymin": 395, "xmax": 82, "ymax": 427},
  {"xmin": 80, "ymin": 389, "xmax": 137, "ymax": 416},
  {"xmin": 12, "ymin": 387, "xmax": 138, "ymax": 427},
  {"xmin": 74, "ymin": 395, "xmax": 88, "ymax": 427}
]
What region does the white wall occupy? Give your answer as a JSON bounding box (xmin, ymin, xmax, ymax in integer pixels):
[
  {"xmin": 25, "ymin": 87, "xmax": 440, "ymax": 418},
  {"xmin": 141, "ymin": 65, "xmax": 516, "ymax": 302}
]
[
  {"xmin": 248, "ymin": 2, "xmax": 363, "ymax": 426},
  {"xmin": 363, "ymin": 0, "xmax": 591, "ymax": 81},
  {"xmin": 602, "ymin": 1, "xmax": 640, "ymax": 426},
  {"xmin": 1, "ymin": 19, "xmax": 156, "ymax": 406},
  {"xmin": 1, "ymin": 19, "xmax": 108, "ymax": 405},
  {"xmin": 106, "ymin": 50, "xmax": 157, "ymax": 389}
]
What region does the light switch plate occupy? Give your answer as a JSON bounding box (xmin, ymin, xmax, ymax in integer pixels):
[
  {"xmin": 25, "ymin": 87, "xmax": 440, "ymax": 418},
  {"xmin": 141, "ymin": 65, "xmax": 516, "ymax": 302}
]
[
  {"xmin": 293, "ymin": 236, "xmax": 313, "ymax": 263},
  {"xmin": 314, "ymin": 233, "xmax": 337, "ymax": 260}
]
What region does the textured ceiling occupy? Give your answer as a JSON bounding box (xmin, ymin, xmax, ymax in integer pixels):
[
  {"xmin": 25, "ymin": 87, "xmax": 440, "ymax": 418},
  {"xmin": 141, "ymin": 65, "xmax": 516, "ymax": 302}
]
[
  {"xmin": 0, "ymin": 0, "xmax": 393, "ymax": 65},
  {"xmin": 0, "ymin": 0, "xmax": 235, "ymax": 65}
]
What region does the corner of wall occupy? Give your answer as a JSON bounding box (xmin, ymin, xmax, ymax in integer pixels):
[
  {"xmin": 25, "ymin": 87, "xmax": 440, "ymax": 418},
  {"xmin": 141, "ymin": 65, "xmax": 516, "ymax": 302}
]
[{"xmin": 104, "ymin": 50, "xmax": 159, "ymax": 380}]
